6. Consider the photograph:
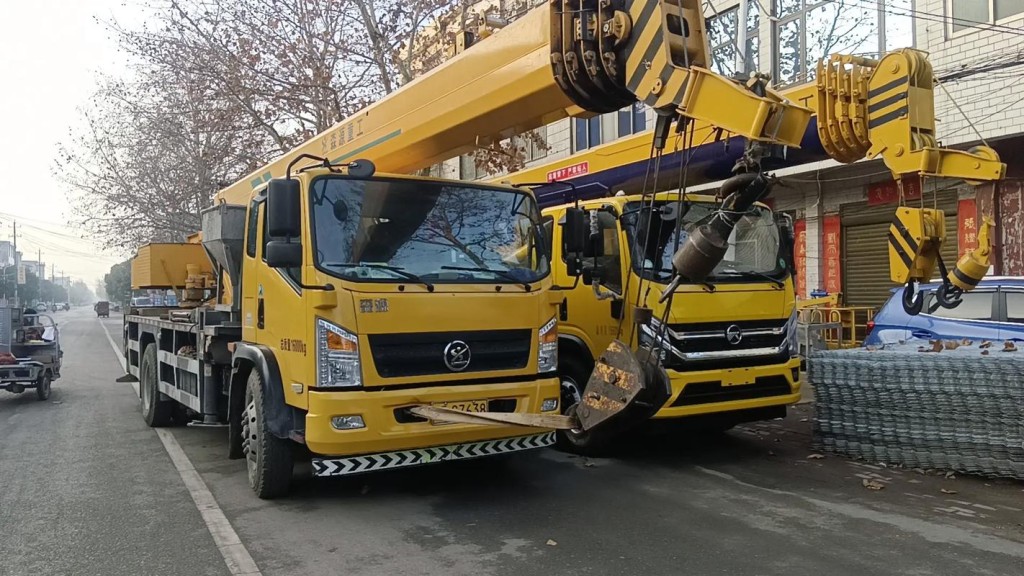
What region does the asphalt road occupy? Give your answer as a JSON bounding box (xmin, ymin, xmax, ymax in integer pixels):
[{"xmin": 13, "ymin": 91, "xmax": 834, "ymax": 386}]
[{"xmin": 2, "ymin": 308, "xmax": 1023, "ymax": 576}]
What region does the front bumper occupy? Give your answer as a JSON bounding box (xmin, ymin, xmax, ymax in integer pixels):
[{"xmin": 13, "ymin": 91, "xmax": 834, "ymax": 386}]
[
  {"xmin": 652, "ymin": 357, "xmax": 802, "ymax": 419},
  {"xmin": 304, "ymin": 377, "xmax": 560, "ymax": 457},
  {"xmin": 312, "ymin": 432, "xmax": 555, "ymax": 477}
]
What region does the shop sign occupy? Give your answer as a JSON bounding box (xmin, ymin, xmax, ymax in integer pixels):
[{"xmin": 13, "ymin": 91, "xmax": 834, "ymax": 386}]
[
  {"xmin": 867, "ymin": 177, "xmax": 922, "ymax": 206},
  {"xmin": 958, "ymin": 199, "xmax": 979, "ymax": 256},
  {"xmin": 822, "ymin": 214, "xmax": 842, "ymax": 296}
]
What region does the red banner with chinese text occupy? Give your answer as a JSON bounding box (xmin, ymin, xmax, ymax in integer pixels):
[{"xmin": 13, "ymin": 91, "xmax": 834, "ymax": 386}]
[
  {"xmin": 822, "ymin": 215, "xmax": 842, "ymax": 296},
  {"xmin": 546, "ymin": 162, "xmax": 589, "ymax": 182},
  {"xmin": 867, "ymin": 177, "xmax": 922, "ymax": 206},
  {"xmin": 794, "ymin": 219, "xmax": 807, "ymax": 299},
  {"xmin": 958, "ymin": 199, "xmax": 979, "ymax": 257}
]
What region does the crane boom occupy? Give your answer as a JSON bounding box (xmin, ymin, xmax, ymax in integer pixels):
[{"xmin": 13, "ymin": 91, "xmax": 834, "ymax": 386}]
[
  {"xmin": 213, "ymin": 0, "xmax": 1006, "ymax": 315},
  {"xmin": 216, "ymin": 0, "xmax": 819, "ymax": 207}
]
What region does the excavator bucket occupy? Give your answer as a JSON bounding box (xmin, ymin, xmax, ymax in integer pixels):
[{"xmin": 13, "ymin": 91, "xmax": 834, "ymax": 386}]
[{"xmin": 573, "ymin": 340, "xmax": 670, "ymax": 433}]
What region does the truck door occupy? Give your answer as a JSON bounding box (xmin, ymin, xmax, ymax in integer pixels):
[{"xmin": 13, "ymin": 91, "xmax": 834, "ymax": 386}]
[
  {"xmin": 250, "ymin": 200, "xmax": 309, "ymax": 403},
  {"xmin": 558, "ymin": 206, "xmax": 625, "ymax": 353}
]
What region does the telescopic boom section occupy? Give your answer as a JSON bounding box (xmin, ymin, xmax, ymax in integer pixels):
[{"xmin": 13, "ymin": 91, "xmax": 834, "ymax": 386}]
[
  {"xmin": 214, "ymin": 0, "xmax": 818, "ymax": 207},
  {"xmin": 214, "ymin": 6, "xmax": 576, "ymax": 206},
  {"xmin": 215, "ymin": 0, "xmax": 1007, "ymax": 208}
]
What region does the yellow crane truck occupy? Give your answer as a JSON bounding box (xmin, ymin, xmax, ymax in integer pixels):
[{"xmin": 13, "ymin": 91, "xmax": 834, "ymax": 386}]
[{"xmin": 122, "ymin": 0, "xmax": 1006, "ymax": 494}]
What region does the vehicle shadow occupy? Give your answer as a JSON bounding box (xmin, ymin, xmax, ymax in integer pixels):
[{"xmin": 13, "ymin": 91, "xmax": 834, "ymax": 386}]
[{"xmin": 284, "ymin": 452, "xmax": 542, "ymax": 507}]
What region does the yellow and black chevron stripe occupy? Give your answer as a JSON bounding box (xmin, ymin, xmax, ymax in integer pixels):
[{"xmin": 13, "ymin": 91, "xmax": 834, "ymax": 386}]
[
  {"xmin": 888, "ymin": 212, "xmax": 920, "ymax": 283},
  {"xmin": 623, "ymin": 0, "xmax": 707, "ymax": 110}
]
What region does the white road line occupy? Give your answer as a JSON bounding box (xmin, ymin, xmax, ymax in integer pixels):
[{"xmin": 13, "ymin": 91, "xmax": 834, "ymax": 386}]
[
  {"xmin": 99, "ymin": 320, "xmax": 138, "ymax": 395},
  {"xmin": 98, "ymin": 319, "xmax": 263, "ymax": 576}
]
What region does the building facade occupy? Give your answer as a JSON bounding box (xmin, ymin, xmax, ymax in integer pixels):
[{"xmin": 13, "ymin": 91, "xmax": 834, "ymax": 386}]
[{"xmin": 0, "ymin": 240, "xmax": 13, "ymax": 267}]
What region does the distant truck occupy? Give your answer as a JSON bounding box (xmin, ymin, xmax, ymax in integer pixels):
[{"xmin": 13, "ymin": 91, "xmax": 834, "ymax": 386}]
[{"xmin": 94, "ymin": 301, "xmax": 110, "ymax": 318}]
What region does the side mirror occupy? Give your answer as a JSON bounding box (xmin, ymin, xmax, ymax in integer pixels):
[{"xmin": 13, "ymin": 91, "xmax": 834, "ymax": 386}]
[
  {"xmin": 267, "ymin": 178, "xmax": 301, "ymax": 238},
  {"xmin": 266, "ymin": 240, "xmax": 302, "ymax": 268},
  {"xmin": 562, "ymin": 208, "xmax": 587, "ymax": 254},
  {"xmin": 776, "ymin": 214, "xmax": 795, "ymax": 274},
  {"xmin": 581, "ymin": 268, "xmax": 594, "ymax": 285}
]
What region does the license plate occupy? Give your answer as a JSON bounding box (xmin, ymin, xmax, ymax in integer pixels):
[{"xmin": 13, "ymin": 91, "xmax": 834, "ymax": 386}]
[{"xmin": 430, "ymin": 399, "xmax": 488, "ymax": 424}]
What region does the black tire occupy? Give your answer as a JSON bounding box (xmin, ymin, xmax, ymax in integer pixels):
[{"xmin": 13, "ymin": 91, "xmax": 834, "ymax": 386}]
[
  {"xmin": 35, "ymin": 373, "xmax": 51, "ymax": 401},
  {"xmin": 555, "ymin": 354, "xmax": 608, "ymax": 456},
  {"xmin": 140, "ymin": 344, "xmax": 174, "ymax": 427},
  {"xmin": 243, "ymin": 370, "xmax": 293, "ymax": 499}
]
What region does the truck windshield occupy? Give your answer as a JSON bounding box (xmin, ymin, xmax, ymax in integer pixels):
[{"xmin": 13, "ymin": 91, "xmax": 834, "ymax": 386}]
[
  {"xmin": 310, "ymin": 177, "xmax": 549, "ymax": 284},
  {"xmin": 622, "ymin": 200, "xmax": 785, "ymax": 283}
]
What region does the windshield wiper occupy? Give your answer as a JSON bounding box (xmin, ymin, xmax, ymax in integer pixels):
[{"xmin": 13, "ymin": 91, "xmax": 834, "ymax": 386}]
[
  {"xmin": 646, "ymin": 267, "xmax": 715, "ymax": 292},
  {"xmin": 440, "ymin": 265, "xmax": 532, "ymax": 291},
  {"xmin": 323, "ymin": 262, "xmax": 434, "ymax": 291},
  {"xmin": 715, "ymin": 269, "xmax": 785, "ymax": 289}
]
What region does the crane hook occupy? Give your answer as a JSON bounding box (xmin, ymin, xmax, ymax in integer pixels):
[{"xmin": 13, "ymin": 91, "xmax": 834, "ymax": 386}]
[{"xmin": 901, "ymin": 280, "xmax": 924, "ymax": 315}]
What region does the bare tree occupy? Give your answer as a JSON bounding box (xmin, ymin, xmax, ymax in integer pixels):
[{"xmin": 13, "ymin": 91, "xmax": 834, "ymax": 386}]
[
  {"xmin": 60, "ymin": 0, "xmax": 542, "ymax": 250},
  {"xmin": 57, "ymin": 70, "xmax": 251, "ymax": 250}
]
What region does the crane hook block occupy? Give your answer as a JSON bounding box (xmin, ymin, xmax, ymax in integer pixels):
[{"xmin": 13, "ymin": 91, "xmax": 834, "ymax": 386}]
[
  {"xmin": 948, "ymin": 215, "xmax": 995, "ymax": 291},
  {"xmin": 888, "ymin": 206, "xmax": 946, "ymax": 285}
]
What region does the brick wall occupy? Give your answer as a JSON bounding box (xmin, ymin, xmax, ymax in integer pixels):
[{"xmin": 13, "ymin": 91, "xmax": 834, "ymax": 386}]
[{"xmin": 917, "ymin": 0, "xmax": 1024, "ymax": 146}]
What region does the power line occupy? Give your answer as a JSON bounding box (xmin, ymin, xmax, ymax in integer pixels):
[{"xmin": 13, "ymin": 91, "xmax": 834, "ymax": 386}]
[{"xmin": 838, "ymin": 0, "xmax": 1024, "ymax": 38}]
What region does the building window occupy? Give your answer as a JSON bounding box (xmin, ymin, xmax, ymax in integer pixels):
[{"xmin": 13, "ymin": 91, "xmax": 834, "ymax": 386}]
[
  {"xmin": 707, "ymin": 5, "xmax": 760, "ymax": 76},
  {"xmin": 617, "ymin": 103, "xmax": 647, "ymax": 138},
  {"xmin": 949, "ymin": 0, "xmax": 1024, "ymax": 33},
  {"xmin": 573, "ymin": 116, "xmax": 602, "ymax": 152},
  {"xmin": 574, "ymin": 106, "xmax": 648, "ymax": 152},
  {"xmin": 514, "ymin": 126, "xmax": 548, "ymax": 163},
  {"xmin": 460, "ymin": 154, "xmax": 482, "ymax": 180},
  {"xmin": 773, "ymin": 1, "xmax": 912, "ymax": 87}
]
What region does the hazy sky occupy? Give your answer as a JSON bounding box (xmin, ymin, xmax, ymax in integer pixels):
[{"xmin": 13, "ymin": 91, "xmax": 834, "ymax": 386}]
[{"xmin": 0, "ymin": 0, "xmax": 144, "ymax": 287}]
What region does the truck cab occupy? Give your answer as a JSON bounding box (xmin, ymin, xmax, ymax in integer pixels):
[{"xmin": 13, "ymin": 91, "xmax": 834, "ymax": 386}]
[
  {"xmin": 125, "ymin": 164, "xmax": 562, "ymax": 497},
  {"xmin": 544, "ymin": 192, "xmax": 801, "ymax": 450}
]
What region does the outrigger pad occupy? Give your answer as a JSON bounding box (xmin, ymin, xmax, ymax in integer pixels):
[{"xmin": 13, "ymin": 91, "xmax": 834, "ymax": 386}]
[{"xmin": 574, "ymin": 341, "xmax": 671, "ymax": 433}]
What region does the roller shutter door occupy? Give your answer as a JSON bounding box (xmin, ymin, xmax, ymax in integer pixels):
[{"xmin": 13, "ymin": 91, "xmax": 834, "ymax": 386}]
[{"xmin": 842, "ymin": 192, "xmax": 959, "ymax": 308}]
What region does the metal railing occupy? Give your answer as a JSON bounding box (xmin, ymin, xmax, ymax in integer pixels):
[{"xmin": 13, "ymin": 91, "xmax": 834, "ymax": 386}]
[{"xmin": 798, "ymin": 300, "xmax": 877, "ymax": 349}]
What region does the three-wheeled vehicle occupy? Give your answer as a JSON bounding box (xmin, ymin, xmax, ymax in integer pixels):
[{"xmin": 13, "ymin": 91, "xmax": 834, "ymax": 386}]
[
  {"xmin": 94, "ymin": 301, "xmax": 110, "ymax": 318},
  {"xmin": 0, "ymin": 308, "xmax": 62, "ymax": 401}
]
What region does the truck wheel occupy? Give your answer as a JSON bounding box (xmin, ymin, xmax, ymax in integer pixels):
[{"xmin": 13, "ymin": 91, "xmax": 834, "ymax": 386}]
[
  {"xmin": 242, "ymin": 370, "xmax": 293, "ymax": 499},
  {"xmin": 140, "ymin": 344, "xmax": 174, "ymax": 427},
  {"xmin": 555, "ymin": 355, "xmax": 608, "ymax": 456},
  {"xmin": 35, "ymin": 373, "xmax": 51, "ymax": 401}
]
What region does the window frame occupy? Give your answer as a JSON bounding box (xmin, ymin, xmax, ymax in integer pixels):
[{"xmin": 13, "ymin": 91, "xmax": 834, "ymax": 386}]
[
  {"xmin": 259, "ymin": 200, "xmax": 303, "ymax": 291},
  {"xmin": 921, "ymin": 287, "xmax": 998, "ymax": 321},
  {"xmin": 706, "ymin": 4, "xmax": 761, "ymax": 76},
  {"xmin": 946, "ymin": 0, "xmax": 1024, "ymax": 38},
  {"xmin": 998, "ymin": 287, "xmax": 1024, "ymax": 323},
  {"xmin": 245, "ymin": 195, "xmax": 264, "ymax": 259},
  {"xmin": 772, "ymin": 0, "xmax": 912, "ymax": 87}
]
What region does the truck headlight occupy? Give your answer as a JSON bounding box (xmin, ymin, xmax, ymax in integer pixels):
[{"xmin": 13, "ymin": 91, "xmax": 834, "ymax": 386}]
[
  {"xmin": 316, "ymin": 318, "xmax": 361, "ymax": 388},
  {"xmin": 784, "ymin": 310, "xmax": 798, "ymax": 357},
  {"xmin": 538, "ymin": 317, "xmax": 558, "ymax": 373}
]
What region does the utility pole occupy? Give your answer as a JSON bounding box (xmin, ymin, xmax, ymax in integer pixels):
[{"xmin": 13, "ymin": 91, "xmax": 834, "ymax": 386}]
[
  {"xmin": 12, "ymin": 220, "xmax": 17, "ymax": 307},
  {"xmin": 38, "ymin": 248, "xmax": 42, "ymax": 305},
  {"xmin": 735, "ymin": 0, "xmax": 749, "ymax": 76}
]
